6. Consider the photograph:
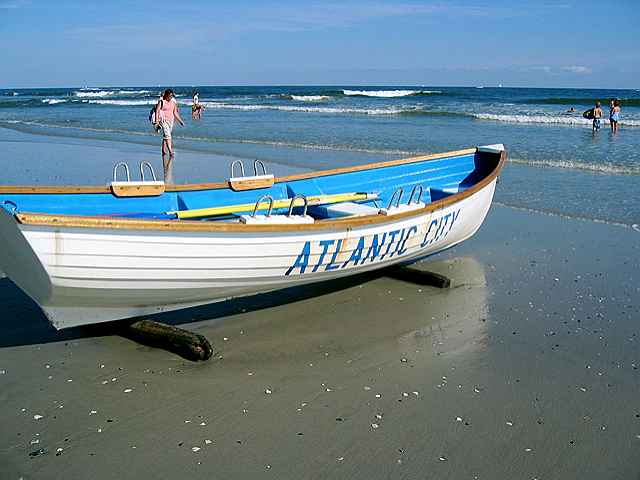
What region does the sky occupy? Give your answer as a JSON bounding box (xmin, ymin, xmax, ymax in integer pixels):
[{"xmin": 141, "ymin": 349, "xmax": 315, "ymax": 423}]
[{"xmin": 0, "ymin": 0, "xmax": 638, "ymax": 89}]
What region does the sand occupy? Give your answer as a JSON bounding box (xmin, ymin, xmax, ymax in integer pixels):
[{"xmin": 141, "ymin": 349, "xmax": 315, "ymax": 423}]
[
  {"xmin": 1, "ymin": 203, "xmax": 639, "ymax": 479},
  {"xmin": 0, "ymin": 128, "xmax": 639, "ymax": 479},
  {"xmin": 0, "ymin": 126, "xmax": 391, "ymax": 186}
]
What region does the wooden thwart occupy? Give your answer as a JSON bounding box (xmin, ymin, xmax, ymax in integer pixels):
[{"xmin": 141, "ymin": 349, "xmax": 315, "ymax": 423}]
[
  {"xmin": 110, "ymin": 182, "xmax": 166, "ymax": 198},
  {"xmin": 171, "ymin": 192, "xmax": 377, "ymax": 219},
  {"xmin": 228, "ymin": 175, "xmax": 275, "ymax": 192}
]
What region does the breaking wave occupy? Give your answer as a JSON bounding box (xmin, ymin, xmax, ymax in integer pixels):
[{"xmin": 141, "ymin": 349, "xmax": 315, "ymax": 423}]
[
  {"xmin": 51, "ymin": 98, "xmax": 467, "ymax": 118},
  {"xmin": 342, "ymin": 89, "xmax": 442, "ymax": 97},
  {"xmin": 3, "ymin": 118, "xmax": 639, "ymax": 178},
  {"xmin": 42, "ymin": 98, "xmax": 67, "ymax": 105},
  {"xmin": 519, "ymin": 97, "xmax": 640, "ymax": 107},
  {"xmin": 74, "ymin": 90, "xmax": 116, "ymax": 98},
  {"xmin": 74, "ymin": 89, "xmax": 152, "ymax": 98},
  {"xmin": 474, "ymin": 113, "xmax": 640, "ymax": 127},
  {"xmin": 86, "ymin": 99, "xmax": 157, "ymax": 106},
  {"xmin": 289, "ymin": 95, "xmax": 330, "ymax": 102},
  {"xmin": 201, "ymin": 101, "xmax": 422, "ymax": 115}
]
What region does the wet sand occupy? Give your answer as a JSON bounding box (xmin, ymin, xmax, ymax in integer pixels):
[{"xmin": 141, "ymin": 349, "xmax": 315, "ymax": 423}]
[
  {"xmin": 1, "ymin": 202, "xmax": 639, "ymax": 479},
  {"xmin": 0, "ymin": 126, "xmax": 390, "ymax": 186}
]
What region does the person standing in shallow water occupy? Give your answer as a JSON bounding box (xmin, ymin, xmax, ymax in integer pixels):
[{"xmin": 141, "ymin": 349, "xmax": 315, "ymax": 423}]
[
  {"xmin": 610, "ymin": 99, "xmax": 621, "ymax": 133},
  {"xmin": 592, "ymin": 101, "xmax": 602, "ymax": 133},
  {"xmin": 154, "ymin": 89, "xmax": 184, "ymax": 183},
  {"xmin": 191, "ymin": 90, "xmax": 204, "ymax": 120}
]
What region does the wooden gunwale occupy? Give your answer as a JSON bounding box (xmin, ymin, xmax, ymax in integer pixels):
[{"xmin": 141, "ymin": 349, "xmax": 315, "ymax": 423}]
[
  {"xmin": 0, "ymin": 148, "xmax": 476, "ymax": 195},
  {"xmin": 13, "ymin": 150, "xmax": 506, "ymax": 233}
]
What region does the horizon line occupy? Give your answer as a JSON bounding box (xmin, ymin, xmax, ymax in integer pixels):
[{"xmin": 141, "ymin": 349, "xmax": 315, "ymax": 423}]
[{"xmin": 1, "ymin": 84, "xmax": 637, "ymax": 91}]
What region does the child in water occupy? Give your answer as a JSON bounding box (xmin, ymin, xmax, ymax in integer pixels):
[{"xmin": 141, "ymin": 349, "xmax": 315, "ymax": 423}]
[
  {"xmin": 192, "ymin": 91, "xmax": 204, "ymax": 120},
  {"xmin": 592, "ymin": 101, "xmax": 602, "ymax": 133}
]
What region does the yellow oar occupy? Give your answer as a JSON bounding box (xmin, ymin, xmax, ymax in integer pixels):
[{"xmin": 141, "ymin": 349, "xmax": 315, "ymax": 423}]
[{"xmin": 170, "ymin": 192, "xmax": 377, "ymax": 219}]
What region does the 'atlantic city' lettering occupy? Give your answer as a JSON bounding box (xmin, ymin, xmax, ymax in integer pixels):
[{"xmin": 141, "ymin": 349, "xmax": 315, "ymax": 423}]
[{"xmin": 285, "ymin": 209, "xmax": 461, "ymax": 276}]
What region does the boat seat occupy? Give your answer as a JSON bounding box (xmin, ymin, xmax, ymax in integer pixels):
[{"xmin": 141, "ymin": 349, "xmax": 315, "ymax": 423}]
[
  {"xmin": 110, "ymin": 161, "xmax": 165, "ymax": 197},
  {"xmin": 308, "ymin": 201, "xmax": 380, "ymax": 219},
  {"xmin": 239, "ymin": 214, "xmax": 315, "ymax": 225},
  {"xmin": 378, "ymin": 202, "xmax": 426, "ymax": 216},
  {"xmin": 429, "ymin": 187, "xmax": 459, "ymax": 201},
  {"xmin": 228, "ymin": 159, "xmax": 275, "ymax": 191}
]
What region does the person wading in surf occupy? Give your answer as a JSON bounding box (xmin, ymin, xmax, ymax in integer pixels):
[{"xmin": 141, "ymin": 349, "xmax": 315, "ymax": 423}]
[
  {"xmin": 592, "ymin": 101, "xmax": 602, "ymax": 133},
  {"xmin": 191, "ymin": 90, "xmax": 204, "ymax": 120},
  {"xmin": 610, "ymin": 99, "xmax": 621, "ymax": 133},
  {"xmin": 154, "ymin": 89, "xmax": 184, "ymax": 183}
]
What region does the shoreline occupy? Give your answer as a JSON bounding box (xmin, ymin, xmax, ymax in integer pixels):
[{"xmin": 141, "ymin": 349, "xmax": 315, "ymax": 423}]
[
  {"xmin": 0, "ymin": 125, "xmax": 401, "ymax": 187},
  {"xmin": 1, "ymin": 126, "xmax": 639, "ymax": 228}
]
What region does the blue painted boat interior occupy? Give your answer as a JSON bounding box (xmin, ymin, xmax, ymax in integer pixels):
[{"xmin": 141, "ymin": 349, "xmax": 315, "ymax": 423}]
[{"xmin": 0, "ymin": 152, "xmax": 498, "ymax": 220}]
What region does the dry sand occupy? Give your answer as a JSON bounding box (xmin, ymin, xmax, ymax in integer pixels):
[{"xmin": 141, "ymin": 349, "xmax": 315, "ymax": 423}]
[{"xmin": 1, "ymin": 205, "xmax": 639, "ymax": 479}]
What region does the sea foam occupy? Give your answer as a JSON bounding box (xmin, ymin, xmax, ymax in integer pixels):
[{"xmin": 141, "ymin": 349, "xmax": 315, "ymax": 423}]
[
  {"xmin": 475, "ymin": 113, "xmax": 640, "ymax": 127},
  {"xmin": 342, "ymin": 89, "xmax": 440, "ymax": 97},
  {"xmin": 201, "ymin": 102, "xmax": 419, "ymax": 115},
  {"xmin": 74, "ymin": 89, "xmax": 151, "ymax": 98},
  {"xmin": 74, "ymin": 90, "xmax": 116, "ymax": 98},
  {"xmin": 509, "ymin": 157, "xmax": 640, "ymax": 176},
  {"xmin": 290, "ymin": 95, "xmax": 330, "ymax": 102},
  {"xmin": 87, "ymin": 99, "xmax": 156, "ymax": 106},
  {"xmin": 117, "ymin": 90, "xmax": 152, "ymax": 95}
]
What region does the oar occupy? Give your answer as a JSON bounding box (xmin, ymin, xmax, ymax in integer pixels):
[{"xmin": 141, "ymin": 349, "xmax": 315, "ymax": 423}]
[{"xmin": 168, "ymin": 192, "xmax": 378, "ymax": 219}]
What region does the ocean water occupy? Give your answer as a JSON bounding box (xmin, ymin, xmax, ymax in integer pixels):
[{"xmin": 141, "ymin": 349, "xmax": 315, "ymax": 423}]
[{"xmin": 0, "ymin": 85, "xmax": 638, "ymax": 227}]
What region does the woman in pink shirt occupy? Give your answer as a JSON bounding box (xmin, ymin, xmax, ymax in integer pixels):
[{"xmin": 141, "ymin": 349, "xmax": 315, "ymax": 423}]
[{"xmin": 154, "ymin": 89, "xmax": 184, "ymax": 183}]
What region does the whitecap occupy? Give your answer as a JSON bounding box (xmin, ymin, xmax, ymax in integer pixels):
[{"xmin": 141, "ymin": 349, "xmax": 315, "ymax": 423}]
[
  {"xmin": 116, "ymin": 90, "xmax": 152, "ymax": 95},
  {"xmin": 73, "ymin": 90, "xmax": 117, "ymax": 98},
  {"xmin": 201, "ymin": 101, "xmax": 419, "ymax": 115},
  {"xmin": 343, "ymin": 89, "xmax": 417, "ymax": 97},
  {"xmin": 290, "ymin": 95, "xmax": 330, "ymax": 102},
  {"xmin": 42, "ymin": 99, "xmax": 67, "ymax": 105},
  {"xmin": 343, "ymin": 89, "xmax": 440, "ymax": 97},
  {"xmin": 474, "ymin": 113, "xmax": 640, "ymax": 127},
  {"xmin": 87, "ymin": 99, "xmax": 156, "ymax": 106}
]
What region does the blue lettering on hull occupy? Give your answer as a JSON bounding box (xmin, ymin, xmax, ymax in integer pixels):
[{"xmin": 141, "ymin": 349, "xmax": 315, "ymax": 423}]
[{"xmin": 285, "ymin": 209, "xmax": 461, "ymax": 276}]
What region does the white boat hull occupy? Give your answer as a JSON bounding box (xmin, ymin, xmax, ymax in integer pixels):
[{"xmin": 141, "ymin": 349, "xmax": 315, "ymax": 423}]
[{"xmin": 0, "ymin": 180, "xmax": 496, "ymax": 329}]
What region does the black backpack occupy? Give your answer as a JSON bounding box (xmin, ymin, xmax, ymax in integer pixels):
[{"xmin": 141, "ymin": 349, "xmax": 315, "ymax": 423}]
[{"xmin": 149, "ymin": 99, "xmax": 163, "ymax": 124}]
